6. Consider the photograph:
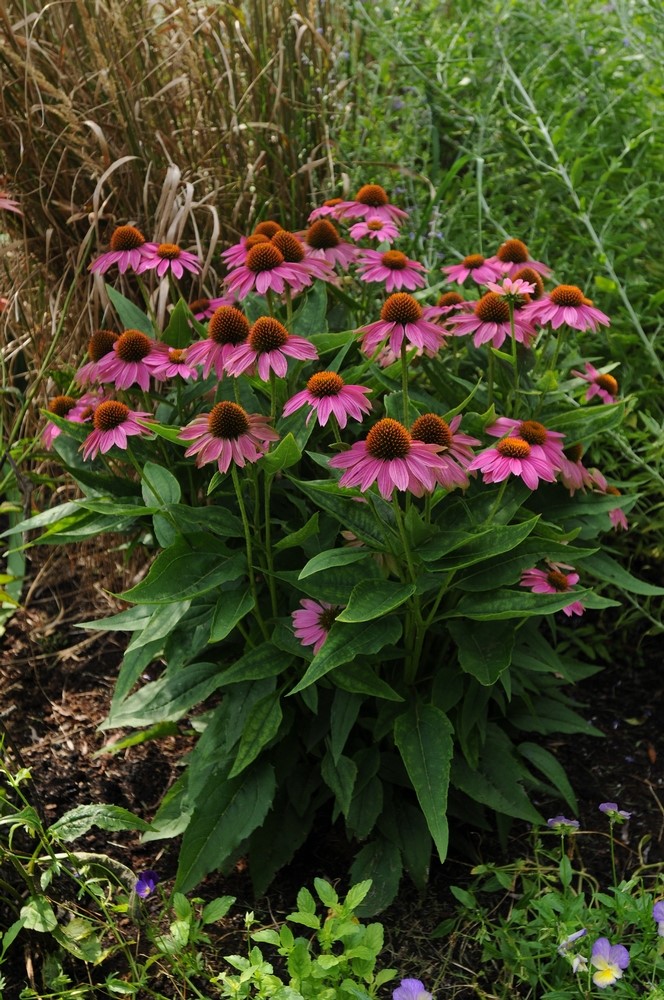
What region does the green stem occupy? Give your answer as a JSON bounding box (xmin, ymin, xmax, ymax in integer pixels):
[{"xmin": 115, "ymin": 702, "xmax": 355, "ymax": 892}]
[
  {"xmin": 263, "ymin": 472, "xmax": 278, "ymax": 618},
  {"xmin": 401, "ymin": 339, "xmax": 410, "ymax": 426},
  {"xmin": 508, "ymin": 299, "xmax": 519, "ymax": 403},
  {"xmin": 487, "ymin": 348, "xmax": 495, "ymax": 409},
  {"xmin": 270, "ymin": 371, "xmax": 278, "ymax": 423},
  {"xmin": 284, "ymin": 287, "xmax": 293, "ymax": 330},
  {"xmin": 329, "ymin": 416, "xmax": 343, "ymax": 446},
  {"xmin": 392, "ymin": 493, "xmax": 423, "ymax": 685},
  {"xmin": 126, "ymin": 447, "xmax": 180, "ymax": 532},
  {"xmin": 232, "ymin": 464, "xmax": 269, "ymax": 641}
]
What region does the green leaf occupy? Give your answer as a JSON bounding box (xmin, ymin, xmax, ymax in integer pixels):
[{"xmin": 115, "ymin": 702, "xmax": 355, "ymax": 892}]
[
  {"xmin": 50, "ymin": 804, "xmax": 152, "ymax": 841},
  {"xmin": 448, "ymin": 588, "xmax": 598, "ymax": 620},
  {"xmin": 421, "ymin": 518, "xmax": 539, "ymax": 567},
  {"xmin": 218, "ymin": 643, "xmax": 292, "ymax": 685},
  {"xmin": 454, "ymin": 539, "xmax": 596, "ymax": 592},
  {"xmin": 349, "ymin": 839, "xmax": 402, "ymax": 916},
  {"xmin": 298, "ymin": 547, "xmax": 368, "ymax": 579},
  {"xmin": 96, "ymin": 721, "xmax": 180, "ymax": 755},
  {"xmin": 337, "ymin": 581, "xmax": 415, "ymax": 623},
  {"xmin": 447, "ymin": 619, "xmax": 515, "ymax": 685},
  {"xmin": 552, "ymin": 401, "xmax": 624, "ymax": 439},
  {"xmin": 295, "ymin": 281, "xmax": 328, "ymax": 334},
  {"xmin": 291, "ymin": 478, "xmax": 387, "ymax": 546},
  {"xmin": 162, "ymin": 299, "xmax": 192, "ymax": 348},
  {"xmin": 229, "ymin": 692, "xmax": 283, "ymax": 778},
  {"xmin": 76, "ymin": 605, "xmax": 153, "ymax": 631},
  {"xmin": 330, "ymin": 689, "xmax": 362, "ymax": 763},
  {"xmin": 106, "ymin": 284, "xmax": 154, "ymax": 335},
  {"xmin": 121, "ymin": 538, "xmax": 245, "ymax": 604},
  {"xmin": 393, "ymin": 704, "xmax": 453, "ymax": 863},
  {"xmin": 274, "ymin": 512, "xmax": 319, "ymax": 552},
  {"xmin": 344, "ymin": 880, "xmax": 373, "ymax": 910},
  {"xmin": 333, "ymin": 664, "xmax": 404, "ymax": 702},
  {"xmin": 289, "ymin": 617, "xmax": 402, "ymax": 694},
  {"xmin": 519, "ymin": 743, "xmax": 578, "ymax": 812},
  {"xmin": 321, "ymin": 751, "xmax": 357, "ymax": 818},
  {"xmin": 583, "ymin": 551, "xmax": 664, "ymax": 596},
  {"xmin": 201, "ymin": 896, "xmax": 236, "ymax": 924},
  {"xmin": 104, "ymin": 662, "xmax": 225, "ymax": 728},
  {"xmin": 262, "ymin": 433, "xmax": 302, "ymax": 475},
  {"xmin": 210, "ymin": 590, "xmax": 255, "ymax": 642},
  {"xmin": 20, "ymin": 896, "xmax": 58, "ymax": 932},
  {"xmin": 176, "ymin": 761, "xmax": 276, "ymax": 892},
  {"xmin": 141, "ymin": 462, "xmax": 181, "ymax": 506}
]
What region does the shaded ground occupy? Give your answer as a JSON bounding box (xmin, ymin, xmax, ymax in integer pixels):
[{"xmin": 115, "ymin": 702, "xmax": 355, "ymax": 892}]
[{"xmin": 1, "ymin": 546, "xmax": 663, "ymax": 996}]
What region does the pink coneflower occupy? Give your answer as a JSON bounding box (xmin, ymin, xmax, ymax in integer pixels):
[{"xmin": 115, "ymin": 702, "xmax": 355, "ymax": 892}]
[
  {"xmin": 292, "ymin": 598, "xmax": 341, "ymax": 654},
  {"xmin": 349, "ymin": 217, "xmax": 400, "ymax": 244},
  {"xmin": 136, "ymin": 242, "xmax": 202, "ymax": 279},
  {"xmin": 282, "ymin": 371, "xmax": 372, "ymax": 428},
  {"xmin": 308, "ymin": 198, "xmax": 344, "ymax": 223},
  {"xmin": 355, "ymin": 249, "xmax": 427, "ymax": 292},
  {"xmin": 179, "ymin": 401, "xmax": 279, "ymax": 473},
  {"xmin": 488, "ymin": 238, "xmax": 551, "ymax": 277},
  {"xmin": 270, "ymin": 230, "xmax": 334, "ymax": 283},
  {"xmin": 253, "ymin": 221, "xmax": 284, "ymax": 238},
  {"xmin": 303, "ymin": 220, "xmax": 358, "ymax": 269},
  {"xmin": 410, "ymin": 413, "xmax": 480, "ymax": 490},
  {"xmin": 89, "ymin": 225, "xmax": 157, "ymax": 275},
  {"xmin": 334, "ymin": 184, "xmax": 408, "ymax": 225},
  {"xmin": 571, "ymin": 362, "xmax": 619, "ymax": 404},
  {"xmin": 559, "ymin": 443, "xmax": 594, "ymax": 495},
  {"xmin": 146, "ymin": 345, "xmax": 199, "ymax": 381},
  {"xmin": 590, "ymin": 470, "xmax": 629, "ymax": 531},
  {"xmin": 0, "ymin": 191, "xmax": 22, "ymax": 215},
  {"xmin": 221, "ymin": 232, "xmax": 271, "ymax": 270},
  {"xmin": 328, "ymin": 417, "xmax": 453, "ymax": 499},
  {"xmin": 485, "ymin": 417, "xmax": 565, "ymax": 470},
  {"xmin": 224, "ymin": 242, "xmax": 312, "ymax": 299},
  {"xmin": 486, "ymin": 276, "xmax": 537, "ymax": 299},
  {"xmin": 358, "ymin": 292, "xmax": 445, "ymax": 357},
  {"xmin": 81, "ymin": 400, "xmax": 151, "ymax": 461},
  {"xmin": 75, "ymin": 329, "xmax": 120, "ymax": 386},
  {"xmin": 42, "ymin": 395, "xmax": 77, "ymax": 450},
  {"xmin": 524, "ymin": 285, "xmax": 610, "ymax": 332},
  {"xmin": 186, "ymin": 306, "xmax": 251, "ymax": 379},
  {"xmin": 467, "ymin": 437, "xmax": 557, "ymax": 489},
  {"xmin": 95, "ymin": 329, "xmax": 157, "ymax": 391},
  {"xmin": 512, "ymin": 267, "xmax": 545, "ymax": 299},
  {"xmin": 188, "ymin": 295, "xmax": 235, "ymax": 320},
  {"xmin": 520, "ymin": 564, "xmax": 585, "ymax": 617},
  {"xmin": 225, "ymin": 316, "xmax": 318, "ymax": 380},
  {"xmin": 442, "ymin": 253, "xmax": 504, "ymax": 287},
  {"xmin": 447, "ymin": 292, "xmax": 534, "ymax": 349}
]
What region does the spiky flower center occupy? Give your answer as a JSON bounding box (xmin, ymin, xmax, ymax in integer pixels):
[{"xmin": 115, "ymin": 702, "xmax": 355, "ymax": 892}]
[
  {"xmin": 497, "ymin": 239, "xmax": 529, "ymax": 264},
  {"xmin": 116, "ymin": 330, "xmax": 153, "ymax": 362},
  {"xmin": 245, "ymin": 233, "xmax": 270, "ymax": 251},
  {"xmin": 318, "ymin": 606, "xmax": 339, "ymax": 630},
  {"xmin": 323, "ymin": 198, "xmax": 342, "ymax": 208},
  {"xmin": 462, "ymin": 254, "xmax": 485, "ymax": 269},
  {"xmin": 208, "ymin": 306, "xmax": 250, "ymax": 346},
  {"xmin": 207, "ymin": 401, "xmax": 250, "ymax": 439},
  {"xmin": 366, "ymin": 418, "xmax": 411, "ymax": 460},
  {"xmin": 367, "ymin": 220, "xmax": 385, "ymax": 231},
  {"xmin": 271, "ymin": 230, "xmax": 305, "ymax": 263},
  {"xmin": 411, "ymin": 413, "xmax": 452, "ymax": 449},
  {"xmin": 253, "ymin": 221, "xmax": 283, "ymax": 238},
  {"xmin": 88, "ymin": 329, "xmax": 118, "ymax": 361},
  {"xmin": 513, "ymin": 267, "xmax": 544, "ymax": 299},
  {"xmin": 518, "ymin": 420, "xmax": 547, "ymax": 446},
  {"xmin": 380, "ymin": 292, "xmax": 422, "ymax": 324},
  {"xmin": 109, "ymin": 225, "xmax": 145, "ymax": 251},
  {"xmin": 476, "ymin": 292, "xmax": 510, "ymax": 323},
  {"xmin": 596, "ymin": 373, "xmax": 618, "ymax": 395},
  {"xmin": 605, "ymin": 486, "xmax": 621, "ymax": 497},
  {"xmin": 48, "ymin": 395, "xmax": 76, "ymax": 417},
  {"xmin": 381, "ymin": 250, "xmax": 408, "ymax": 270},
  {"xmin": 156, "ymin": 243, "xmax": 182, "ymax": 260},
  {"xmin": 306, "ymin": 371, "xmax": 344, "ymax": 397},
  {"xmin": 168, "ymin": 349, "xmax": 186, "ymax": 363},
  {"xmin": 249, "ymin": 316, "xmax": 289, "ymax": 353},
  {"xmin": 306, "ymin": 220, "xmax": 341, "ymax": 249},
  {"xmin": 246, "ymin": 243, "xmax": 284, "ymax": 273},
  {"xmin": 550, "ymin": 284, "xmax": 584, "ymax": 307},
  {"xmin": 546, "ymin": 570, "xmax": 571, "ymax": 592},
  {"xmin": 564, "ymin": 443, "xmax": 583, "ymax": 462},
  {"xmin": 355, "ymin": 184, "xmax": 389, "ymax": 207},
  {"xmin": 93, "ymin": 400, "xmax": 130, "ymax": 431},
  {"xmin": 497, "ymin": 437, "xmax": 531, "ymax": 459},
  {"xmin": 189, "ymin": 298, "xmax": 210, "ymax": 314},
  {"xmin": 437, "ymin": 292, "xmax": 464, "ymax": 308}
]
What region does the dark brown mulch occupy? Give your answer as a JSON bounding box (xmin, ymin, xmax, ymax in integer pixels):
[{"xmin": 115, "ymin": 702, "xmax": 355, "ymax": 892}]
[{"xmin": 1, "ymin": 545, "xmax": 663, "ymax": 997}]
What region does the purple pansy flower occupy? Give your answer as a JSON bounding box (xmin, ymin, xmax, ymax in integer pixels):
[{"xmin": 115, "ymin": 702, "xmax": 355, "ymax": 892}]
[
  {"xmin": 135, "ymin": 870, "xmax": 160, "ymax": 898},
  {"xmin": 393, "ymin": 979, "xmax": 432, "ymax": 1000}
]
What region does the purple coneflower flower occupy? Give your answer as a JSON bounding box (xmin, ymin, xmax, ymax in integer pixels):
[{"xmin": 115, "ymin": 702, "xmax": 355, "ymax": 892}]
[
  {"xmin": 282, "ymin": 372, "xmax": 372, "ymax": 428},
  {"xmin": 270, "ymin": 230, "xmax": 334, "ymax": 283},
  {"xmin": 571, "ymin": 362, "xmax": 619, "ymax": 404},
  {"xmin": 221, "ymin": 232, "xmax": 272, "ymax": 270},
  {"xmin": 179, "ymin": 401, "xmax": 279, "ymax": 473},
  {"xmin": 302, "ymin": 219, "xmax": 358, "ymax": 269},
  {"xmin": 334, "ymin": 183, "xmax": 408, "ymax": 225},
  {"xmin": 410, "ymin": 413, "xmax": 479, "ymax": 491},
  {"xmin": 546, "ymin": 815, "xmax": 580, "ymax": 831},
  {"xmin": 226, "ymin": 316, "xmax": 318, "ymax": 381},
  {"xmin": 524, "ymin": 285, "xmax": 610, "ymax": 332},
  {"xmin": 393, "ymin": 979, "xmax": 432, "ymax": 1000},
  {"xmin": 358, "ymin": 292, "xmax": 445, "ymax": 357},
  {"xmin": 558, "ymin": 443, "xmax": 594, "ymax": 495},
  {"xmin": 135, "ymin": 870, "xmax": 160, "ymax": 898},
  {"xmin": 88, "ymin": 225, "xmax": 157, "ymax": 275},
  {"xmin": 43, "ymin": 394, "xmax": 98, "ymax": 449},
  {"xmin": 186, "ymin": 305, "xmax": 251, "ymax": 379},
  {"xmin": 447, "ymin": 292, "xmax": 535, "ymax": 349},
  {"xmin": 75, "ymin": 329, "xmax": 120, "ymax": 386},
  {"xmin": 487, "ymin": 238, "xmax": 551, "ymax": 277},
  {"xmin": 225, "ymin": 242, "xmax": 312, "ymax": 299},
  {"xmin": 307, "ymin": 198, "xmax": 344, "ymax": 222},
  {"xmin": 599, "ymin": 802, "xmax": 632, "ymax": 820},
  {"xmin": 328, "ymin": 417, "xmax": 454, "ymax": 500},
  {"xmin": 485, "ymin": 417, "xmax": 565, "ymax": 471},
  {"xmin": 520, "ymin": 564, "xmax": 585, "ymax": 617},
  {"xmin": 0, "ymin": 190, "xmax": 22, "ymax": 215},
  {"xmin": 467, "ymin": 436, "xmax": 557, "ymax": 490},
  {"xmin": 442, "ymin": 253, "xmax": 504, "ymax": 287},
  {"xmin": 188, "ymin": 295, "xmax": 235, "ymax": 320},
  {"xmin": 81, "ymin": 401, "xmax": 151, "ymax": 461},
  {"xmin": 292, "ymin": 598, "xmax": 342, "ymax": 654},
  {"xmin": 653, "ymin": 901, "xmax": 664, "ymax": 936},
  {"xmin": 349, "ymin": 216, "xmax": 400, "ymax": 244},
  {"xmin": 137, "ymin": 242, "xmax": 202, "ymax": 279},
  {"xmin": 589, "ymin": 471, "xmax": 629, "ymax": 531},
  {"xmin": 486, "ymin": 276, "xmax": 537, "ymax": 299},
  {"xmin": 590, "ymin": 938, "xmax": 629, "ymax": 988},
  {"xmin": 356, "ymin": 248, "xmax": 427, "ymax": 292},
  {"xmin": 95, "ymin": 329, "xmax": 158, "ymax": 391},
  {"xmin": 146, "ymin": 345, "xmax": 199, "ymax": 382}
]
